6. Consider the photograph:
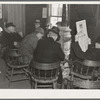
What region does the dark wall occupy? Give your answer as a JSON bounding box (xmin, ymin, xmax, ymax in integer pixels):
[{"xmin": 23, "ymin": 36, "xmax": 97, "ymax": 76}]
[
  {"xmin": 70, "ymin": 4, "xmax": 98, "ymax": 43},
  {"xmin": 0, "ymin": 19, "xmax": 4, "ymax": 29},
  {"xmin": 25, "ymin": 4, "xmax": 47, "ymax": 34}
]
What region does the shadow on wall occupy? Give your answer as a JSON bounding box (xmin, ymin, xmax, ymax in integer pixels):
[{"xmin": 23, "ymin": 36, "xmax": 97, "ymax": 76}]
[{"xmin": 94, "ymin": 23, "xmax": 100, "ymax": 41}]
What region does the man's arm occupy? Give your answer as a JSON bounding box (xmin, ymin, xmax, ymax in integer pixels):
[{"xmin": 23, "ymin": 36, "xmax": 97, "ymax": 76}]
[
  {"xmin": 72, "ymin": 41, "xmax": 95, "ymax": 60},
  {"xmin": 56, "ymin": 43, "xmax": 65, "ymax": 61},
  {"xmin": 33, "ymin": 40, "xmax": 41, "ymax": 60},
  {"xmin": 14, "ymin": 32, "xmax": 23, "ymax": 42},
  {"xmin": 71, "ymin": 42, "xmax": 86, "ymax": 60}
]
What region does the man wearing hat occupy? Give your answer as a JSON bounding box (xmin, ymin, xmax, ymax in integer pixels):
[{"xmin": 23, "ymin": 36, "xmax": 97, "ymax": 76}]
[
  {"xmin": 18, "ymin": 27, "xmax": 44, "ymax": 62},
  {"xmin": 34, "ymin": 19, "xmax": 41, "ymax": 28},
  {"xmin": 34, "ymin": 19, "xmax": 44, "ymax": 32},
  {"xmin": 32, "ymin": 26, "xmax": 65, "ymax": 88},
  {"xmin": 33, "ymin": 26, "xmax": 65, "ymax": 63},
  {"xmin": 0, "ymin": 22, "xmax": 22, "ymax": 49},
  {"xmin": 71, "ymin": 36, "xmax": 100, "ymax": 61}
]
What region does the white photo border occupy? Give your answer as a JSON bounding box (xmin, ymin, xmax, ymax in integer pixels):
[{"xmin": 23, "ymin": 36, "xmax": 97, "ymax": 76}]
[{"xmin": 0, "ymin": 1, "xmax": 100, "ymax": 99}]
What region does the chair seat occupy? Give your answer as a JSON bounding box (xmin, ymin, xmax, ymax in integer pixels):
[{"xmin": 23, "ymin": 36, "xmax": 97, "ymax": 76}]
[
  {"xmin": 73, "ymin": 77, "xmax": 100, "ymax": 89},
  {"xmin": 32, "ymin": 76, "xmax": 58, "ymax": 83},
  {"xmin": 5, "ymin": 51, "xmax": 30, "ymax": 86},
  {"xmin": 71, "ymin": 72, "xmax": 91, "ymax": 79},
  {"xmin": 6, "ymin": 74, "xmax": 29, "ymax": 82},
  {"xmin": 7, "ymin": 63, "xmax": 29, "ymax": 68}
]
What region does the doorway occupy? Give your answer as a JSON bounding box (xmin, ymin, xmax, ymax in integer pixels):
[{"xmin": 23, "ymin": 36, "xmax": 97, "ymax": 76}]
[{"xmin": 25, "ymin": 4, "xmax": 47, "ymax": 34}]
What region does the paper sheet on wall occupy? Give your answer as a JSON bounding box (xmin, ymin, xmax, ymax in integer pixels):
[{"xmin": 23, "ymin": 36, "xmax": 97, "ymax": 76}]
[
  {"xmin": 42, "ymin": 8, "xmax": 47, "ymax": 18},
  {"xmin": 75, "ymin": 20, "xmax": 91, "ymax": 52},
  {"xmin": 0, "ymin": 4, "xmax": 2, "ymax": 19}
]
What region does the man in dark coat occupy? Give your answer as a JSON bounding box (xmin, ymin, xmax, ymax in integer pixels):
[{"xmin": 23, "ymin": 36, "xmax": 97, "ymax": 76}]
[
  {"xmin": 0, "ymin": 22, "xmax": 23, "ymax": 58},
  {"xmin": 0, "ymin": 22, "xmax": 22, "ymax": 49},
  {"xmin": 71, "ymin": 36, "xmax": 100, "ymax": 61},
  {"xmin": 32, "ymin": 26, "xmax": 65, "ymax": 88},
  {"xmin": 33, "ymin": 26, "xmax": 65, "ymax": 63}
]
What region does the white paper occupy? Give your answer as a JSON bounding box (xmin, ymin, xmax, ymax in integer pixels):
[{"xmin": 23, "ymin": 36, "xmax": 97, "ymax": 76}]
[
  {"xmin": 42, "ymin": 7, "xmax": 47, "ymax": 18},
  {"xmin": 75, "ymin": 20, "xmax": 91, "ymax": 52},
  {"xmin": 0, "ymin": 4, "xmax": 2, "ymax": 19}
]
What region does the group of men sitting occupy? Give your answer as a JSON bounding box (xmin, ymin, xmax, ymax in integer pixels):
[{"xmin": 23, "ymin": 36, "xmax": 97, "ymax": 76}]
[{"xmin": 0, "ymin": 19, "xmax": 100, "ymax": 88}]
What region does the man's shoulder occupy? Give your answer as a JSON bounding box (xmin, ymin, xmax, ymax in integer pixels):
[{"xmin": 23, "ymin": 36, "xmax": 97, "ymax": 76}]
[
  {"xmin": 24, "ymin": 33, "xmax": 36, "ymax": 40},
  {"xmin": 38, "ymin": 38, "xmax": 46, "ymax": 43},
  {"xmin": 26, "ymin": 33, "xmax": 35, "ymax": 37},
  {"xmin": 51, "ymin": 41, "xmax": 61, "ymax": 48},
  {"xmin": 55, "ymin": 42, "xmax": 61, "ymax": 46}
]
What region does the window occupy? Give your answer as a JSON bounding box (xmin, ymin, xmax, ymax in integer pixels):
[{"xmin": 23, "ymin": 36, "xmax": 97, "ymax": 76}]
[{"xmin": 48, "ymin": 4, "xmax": 68, "ymax": 27}]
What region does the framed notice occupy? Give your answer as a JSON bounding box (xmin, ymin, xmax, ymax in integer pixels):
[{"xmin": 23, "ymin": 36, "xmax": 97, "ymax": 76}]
[
  {"xmin": 0, "ymin": 4, "xmax": 2, "ymax": 19},
  {"xmin": 42, "ymin": 7, "xmax": 47, "ymax": 18},
  {"xmin": 76, "ymin": 20, "xmax": 88, "ymax": 36}
]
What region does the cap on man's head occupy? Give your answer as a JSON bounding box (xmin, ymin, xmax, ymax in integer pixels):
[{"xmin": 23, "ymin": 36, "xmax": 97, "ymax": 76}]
[
  {"xmin": 35, "ymin": 27, "xmax": 44, "ymax": 34},
  {"xmin": 5, "ymin": 22, "xmax": 16, "ymax": 28},
  {"xmin": 95, "ymin": 36, "xmax": 100, "ymax": 43},
  {"xmin": 48, "ymin": 26, "xmax": 60, "ymax": 41},
  {"xmin": 35, "ymin": 19, "xmax": 41, "ymax": 24}
]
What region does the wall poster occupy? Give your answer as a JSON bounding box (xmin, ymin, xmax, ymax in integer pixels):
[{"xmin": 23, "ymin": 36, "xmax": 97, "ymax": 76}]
[
  {"xmin": 75, "ymin": 20, "xmax": 91, "ymax": 52},
  {"xmin": 0, "ymin": 4, "xmax": 2, "ymax": 19}
]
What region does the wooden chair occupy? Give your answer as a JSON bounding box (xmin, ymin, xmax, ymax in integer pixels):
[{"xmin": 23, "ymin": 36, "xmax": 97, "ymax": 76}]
[
  {"xmin": 5, "ymin": 49, "xmax": 30, "ymax": 86},
  {"xmin": 30, "ymin": 61, "xmax": 60, "ymax": 89},
  {"xmin": 69, "ymin": 60, "xmax": 100, "ymax": 89}
]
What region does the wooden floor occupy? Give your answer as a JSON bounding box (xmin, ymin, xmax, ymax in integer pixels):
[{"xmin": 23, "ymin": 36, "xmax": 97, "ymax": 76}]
[
  {"xmin": 0, "ymin": 58, "xmax": 31, "ymax": 89},
  {"xmin": 0, "ymin": 57, "xmax": 70, "ymax": 89}
]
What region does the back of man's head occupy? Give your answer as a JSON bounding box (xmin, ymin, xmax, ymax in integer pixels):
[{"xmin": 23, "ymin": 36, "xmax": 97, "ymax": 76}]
[{"xmin": 35, "ymin": 27, "xmax": 44, "ymax": 35}]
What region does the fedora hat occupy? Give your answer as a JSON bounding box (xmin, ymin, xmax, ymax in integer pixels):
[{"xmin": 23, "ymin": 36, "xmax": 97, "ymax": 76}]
[
  {"xmin": 35, "ymin": 19, "xmax": 41, "ymax": 24},
  {"xmin": 48, "ymin": 26, "xmax": 60, "ymax": 41},
  {"xmin": 5, "ymin": 22, "xmax": 16, "ymax": 28}
]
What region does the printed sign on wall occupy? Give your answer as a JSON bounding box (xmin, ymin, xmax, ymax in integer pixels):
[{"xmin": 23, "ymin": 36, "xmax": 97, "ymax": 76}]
[
  {"xmin": 0, "ymin": 4, "xmax": 2, "ymax": 19},
  {"xmin": 75, "ymin": 20, "xmax": 91, "ymax": 52},
  {"xmin": 42, "ymin": 7, "xmax": 47, "ymax": 18}
]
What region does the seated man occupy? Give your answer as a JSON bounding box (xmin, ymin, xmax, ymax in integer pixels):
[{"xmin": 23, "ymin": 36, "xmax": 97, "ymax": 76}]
[
  {"xmin": 0, "ymin": 22, "xmax": 23, "ymax": 49},
  {"xmin": 0, "ymin": 22, "xmax": 23, "ymax": 58},
  {"xmin": 34, "ymin": 19, "xmax": 43, "ymax": 31},
  {"xmin": 32, "ymin": 26, "xmax": 65, "ymax": 88},
  {"xmin": 18, "ymin": 27, "xmax": 44, "ymax": 62},
  {"xmin": 71, "ymin": 36, "xmax": 100, "ymax": 61},
  {"xmin": 33, "ymin": 26, "xmax": 65, "ymax": 63}
]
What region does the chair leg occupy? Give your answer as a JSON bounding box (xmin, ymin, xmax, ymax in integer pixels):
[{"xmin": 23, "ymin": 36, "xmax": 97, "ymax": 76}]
[
  {"xmin": 30, "ymin": 79, "xmax": 35, "ymax": 89},
  {"xmin": 34, "ymin": 82, "xmax": 37, "ymax": 89},
  {"xmin": 62, "ymin": 82, "xmax": 65, "ymax": 89},
  {"xmin": 70, "ymin": 75, "xmax": 74, "ymax": 89},
  {"xmin": 70, "ymin": 81, "xmax": 74, "ymax": 89},
  {"xmin": 53, "ymin": 81, "xmax": 57, "ymax": 89},
  {"xmin": 62, "ymin": 79, "xmax": 72, "ymax": 89},
  {"xmin": 30, "ymin": 79, "xmax": 33, "ymax": 89},
  {"xmin": 67, "ymin": 80, "xmax": 72, "ymax": 89},
  {"xmin": 4, "ymin": 66, "xmax": 8, "ymax": 80},
  {"xmin": 8, "ymin": 68, "xmax": 14, "ymax": 87}
]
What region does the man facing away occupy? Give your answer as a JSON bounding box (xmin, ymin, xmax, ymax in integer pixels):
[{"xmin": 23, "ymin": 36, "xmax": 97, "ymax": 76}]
[
  {"xmin": 71, "ymin": 36, "xmax": 100, "ymax": 61},
  {"xmin": 18, "ymin": 27, "xmax": 44, "ymax": 62},
  {"xmin": 32, "ymin": 26, "xmax": 65, "ymax": 88}
]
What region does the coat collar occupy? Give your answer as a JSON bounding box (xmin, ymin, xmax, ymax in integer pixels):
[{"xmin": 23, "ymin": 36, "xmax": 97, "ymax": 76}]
[{"xmin": 48, "ymin": 37, "xmax": 54, "ymax": 41}]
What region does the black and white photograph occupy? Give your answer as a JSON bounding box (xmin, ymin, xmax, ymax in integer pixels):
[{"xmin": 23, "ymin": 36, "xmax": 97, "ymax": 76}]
[{"xmin": 0, "ymin": 0, "xmax": 100, "ymax": 99}]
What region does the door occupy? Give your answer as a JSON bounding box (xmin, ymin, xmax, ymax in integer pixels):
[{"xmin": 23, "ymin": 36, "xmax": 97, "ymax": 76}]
[{"xmin": 25, "ymin": 4, "xmax": 47, "ymax": 34}]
